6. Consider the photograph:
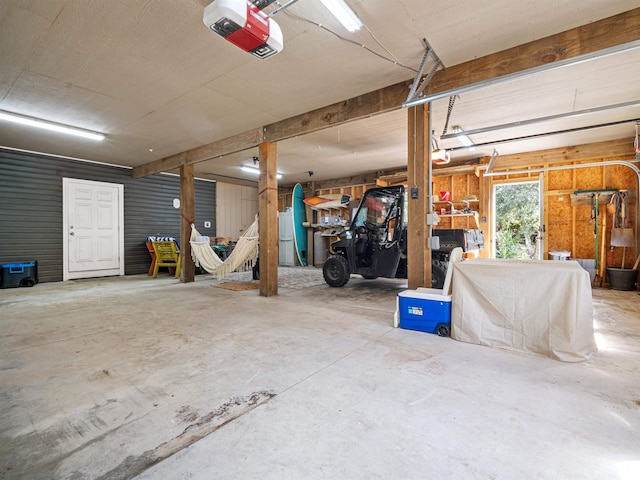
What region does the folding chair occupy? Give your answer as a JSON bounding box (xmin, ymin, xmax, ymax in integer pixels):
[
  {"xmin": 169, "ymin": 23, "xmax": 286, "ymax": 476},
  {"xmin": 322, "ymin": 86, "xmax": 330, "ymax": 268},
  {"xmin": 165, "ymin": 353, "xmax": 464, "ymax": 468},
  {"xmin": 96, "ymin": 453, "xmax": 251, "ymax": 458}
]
[{"xmin": 151, "ymin": 241, "xmax": 181, "ymax": 278}]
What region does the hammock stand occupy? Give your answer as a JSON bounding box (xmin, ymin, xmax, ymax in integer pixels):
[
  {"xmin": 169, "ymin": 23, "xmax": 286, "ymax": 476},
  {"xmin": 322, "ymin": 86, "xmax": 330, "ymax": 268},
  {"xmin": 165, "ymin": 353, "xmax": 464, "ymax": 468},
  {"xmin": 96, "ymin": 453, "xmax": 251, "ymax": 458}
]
[{"xmin": 190, "ymin": 215, "xmax": 259, "ymax": 280}]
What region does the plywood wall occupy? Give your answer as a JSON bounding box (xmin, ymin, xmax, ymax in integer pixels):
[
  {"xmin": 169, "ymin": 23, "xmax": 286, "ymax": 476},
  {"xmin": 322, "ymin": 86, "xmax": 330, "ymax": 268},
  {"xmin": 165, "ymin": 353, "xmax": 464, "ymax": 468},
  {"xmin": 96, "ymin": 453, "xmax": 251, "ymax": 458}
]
[
  {"xmin": 432, "ymin": 173, "xmax": 482, "ymax": 231},
  {"xmin": 487, "ymin": 158, "xmax": 637, "ymax": 267},
  {"xmin": 276, "ymin": 154, "xmax": 637, "ymax": 271}
]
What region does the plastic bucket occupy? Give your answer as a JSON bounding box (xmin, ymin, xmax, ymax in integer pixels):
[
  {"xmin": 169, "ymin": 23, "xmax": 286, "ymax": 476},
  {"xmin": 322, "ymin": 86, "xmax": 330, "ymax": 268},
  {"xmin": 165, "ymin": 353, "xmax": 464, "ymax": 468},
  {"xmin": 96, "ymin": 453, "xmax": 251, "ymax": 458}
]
[
  {"xmin": 549, "ymin": 250, "xmax": 570, "ymax": 261},
  {"xmin": 606, "ymin": 267, "xmax": 637, "ymax": 291}
]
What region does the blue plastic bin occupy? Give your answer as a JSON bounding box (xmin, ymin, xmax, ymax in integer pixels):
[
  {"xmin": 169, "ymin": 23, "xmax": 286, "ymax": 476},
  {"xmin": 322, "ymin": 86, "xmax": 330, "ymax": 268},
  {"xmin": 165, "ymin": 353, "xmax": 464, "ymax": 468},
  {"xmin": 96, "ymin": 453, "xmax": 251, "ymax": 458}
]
[{"xmin": 0, "ymin": 261, "xmax": 38, "ymax": 288}]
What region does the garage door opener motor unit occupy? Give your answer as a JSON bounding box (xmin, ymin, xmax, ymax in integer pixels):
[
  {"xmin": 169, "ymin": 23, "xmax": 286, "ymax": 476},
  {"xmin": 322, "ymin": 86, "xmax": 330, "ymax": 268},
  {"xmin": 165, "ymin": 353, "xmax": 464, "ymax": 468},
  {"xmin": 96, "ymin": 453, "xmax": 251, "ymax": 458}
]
[
  {"xmin": 203, "ymin": 0, "xmax": 283, "ymax": 59},
  {"xmin": 1, "ymin": 261, "xmax": 38, "ymax": 288}
]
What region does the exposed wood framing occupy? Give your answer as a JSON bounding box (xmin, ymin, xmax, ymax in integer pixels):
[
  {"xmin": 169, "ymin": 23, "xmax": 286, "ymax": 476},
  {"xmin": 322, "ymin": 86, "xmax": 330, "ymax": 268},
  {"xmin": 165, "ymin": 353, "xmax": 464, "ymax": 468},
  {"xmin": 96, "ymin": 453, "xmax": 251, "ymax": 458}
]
[
  {"xmin": 133, "ymin": 128, "xmax": 263, "ymax": 179},
  {"xmin": 477, "ymin": 138, "xmax": 636, "ymax": 171},
  {"xmin": 132, "ymin": 9, "xmax": 640, "ymax": 179},
  {"xmin": 258, "ymin": 142, "xmax": 278, "ymax": 297},
  {"xmin": 414, "ymin": 9, "xmax": 640, "ymax": 102},
  {"xmin": 407, "ymin": 104, "xmax": 431, "ymax": 289},
  {"xmin": 263, "ymin": 80, "xmax": 412, "ymax": 142},
  {"xmin": 313, "ymin": 168, "xmax": 405, "ymax": 190},
  {"xmin": 179, "ymin": 163, "xmax": 195, "ymax": 283}
]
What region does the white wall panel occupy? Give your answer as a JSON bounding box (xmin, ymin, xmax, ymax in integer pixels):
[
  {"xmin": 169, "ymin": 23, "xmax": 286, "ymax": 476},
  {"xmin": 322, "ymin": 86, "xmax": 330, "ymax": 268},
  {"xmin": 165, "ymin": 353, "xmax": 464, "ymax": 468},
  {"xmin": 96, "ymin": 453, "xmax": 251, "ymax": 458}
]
[{"xmin": 216, "ymin": 182, "xmax": 258, "ymax": 239}]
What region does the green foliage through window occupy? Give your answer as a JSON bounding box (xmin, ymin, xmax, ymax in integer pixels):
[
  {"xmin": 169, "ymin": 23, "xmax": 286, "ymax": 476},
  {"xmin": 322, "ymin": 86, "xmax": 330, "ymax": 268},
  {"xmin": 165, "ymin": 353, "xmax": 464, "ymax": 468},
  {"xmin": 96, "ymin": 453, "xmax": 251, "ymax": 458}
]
[{"xmin": 495, "ymin": 182, "xmax": 540, "ymax": 259}]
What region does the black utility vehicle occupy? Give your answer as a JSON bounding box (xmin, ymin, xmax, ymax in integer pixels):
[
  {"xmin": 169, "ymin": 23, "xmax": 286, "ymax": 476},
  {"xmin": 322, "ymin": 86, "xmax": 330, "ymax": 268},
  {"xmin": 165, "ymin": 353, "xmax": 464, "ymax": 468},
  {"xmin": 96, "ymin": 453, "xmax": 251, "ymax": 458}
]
[{"xmin": 322, "ymin": 186, "xmax": 484, "ymax": 288}]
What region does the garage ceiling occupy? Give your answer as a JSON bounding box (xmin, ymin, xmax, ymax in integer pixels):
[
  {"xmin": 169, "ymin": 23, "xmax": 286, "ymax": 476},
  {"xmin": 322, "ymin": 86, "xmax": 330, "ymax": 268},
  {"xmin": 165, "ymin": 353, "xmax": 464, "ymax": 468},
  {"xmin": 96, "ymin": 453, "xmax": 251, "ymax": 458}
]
[{"xmin": 1, "ymin": 0, "xmax": 639, "ymax": 185}]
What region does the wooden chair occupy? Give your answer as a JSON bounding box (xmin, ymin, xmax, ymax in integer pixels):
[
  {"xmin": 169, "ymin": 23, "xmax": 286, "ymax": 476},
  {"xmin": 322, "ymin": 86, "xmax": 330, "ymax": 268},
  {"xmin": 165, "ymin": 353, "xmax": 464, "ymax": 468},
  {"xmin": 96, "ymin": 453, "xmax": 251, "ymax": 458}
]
[
  {"xmin": 146, "ymin": 241, "xmax": 156, "ymax": 275},
  {"xmin": 151, "ymin": 241, "xmax": 181, "ymax": 278}
]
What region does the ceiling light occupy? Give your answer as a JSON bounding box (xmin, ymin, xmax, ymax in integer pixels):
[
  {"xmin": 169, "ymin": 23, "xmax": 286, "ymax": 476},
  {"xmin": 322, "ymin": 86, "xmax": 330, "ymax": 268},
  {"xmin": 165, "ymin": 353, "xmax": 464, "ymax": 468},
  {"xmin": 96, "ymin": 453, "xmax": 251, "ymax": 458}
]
[
  {"xmin": 319, "ymin": 0, "xmax": 362, "ymax": 33},
  {"xmin": 0, "ymin": 110, "xmax": 105, "ymax": 141},
  {"xmin": 452, "ymin": 126, "xmax": 475, "ymax": 150},
  {"xmin": 241, "ymin": 165, "xmax": 283, "ymax": 179}
]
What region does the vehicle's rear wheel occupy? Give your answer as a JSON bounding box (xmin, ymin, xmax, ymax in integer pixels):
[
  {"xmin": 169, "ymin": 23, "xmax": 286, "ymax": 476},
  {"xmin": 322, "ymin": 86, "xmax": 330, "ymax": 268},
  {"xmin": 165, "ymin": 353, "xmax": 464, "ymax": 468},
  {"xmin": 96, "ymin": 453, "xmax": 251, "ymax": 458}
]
[{"xmin": 323, "ymin": 255, "xmax": 350, "ymax": 287}]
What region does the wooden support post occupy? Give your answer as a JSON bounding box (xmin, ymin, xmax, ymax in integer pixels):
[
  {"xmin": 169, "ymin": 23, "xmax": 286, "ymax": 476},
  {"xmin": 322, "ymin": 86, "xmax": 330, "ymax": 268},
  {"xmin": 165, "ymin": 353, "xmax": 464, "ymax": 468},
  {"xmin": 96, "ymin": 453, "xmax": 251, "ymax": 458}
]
[
  {"xmin": 180, "ymin": 162, "xmax": 195, "ymax": 283},
  {"xmin": 258, "ymin": 141, "xmax": 278, "ymax": 297},
  {"xmin": 407, "ymin": 104, "xmax": 432, "ymax": 289},
  {"xmin": 480, "ymin": 169, "xmax": 492, "ymax": 258}
]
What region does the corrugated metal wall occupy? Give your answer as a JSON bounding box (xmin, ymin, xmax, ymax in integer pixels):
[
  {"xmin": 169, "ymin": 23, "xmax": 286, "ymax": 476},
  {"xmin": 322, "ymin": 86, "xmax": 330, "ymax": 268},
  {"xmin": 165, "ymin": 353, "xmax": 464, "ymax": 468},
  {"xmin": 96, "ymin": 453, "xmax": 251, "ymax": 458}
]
[
  {"xmin": 216, "ymin": 182, "xmax": 258, "ymax": 239},
  {"xmin": 0, "ymin": 148, "xmax": 216, "ymax": 283}
]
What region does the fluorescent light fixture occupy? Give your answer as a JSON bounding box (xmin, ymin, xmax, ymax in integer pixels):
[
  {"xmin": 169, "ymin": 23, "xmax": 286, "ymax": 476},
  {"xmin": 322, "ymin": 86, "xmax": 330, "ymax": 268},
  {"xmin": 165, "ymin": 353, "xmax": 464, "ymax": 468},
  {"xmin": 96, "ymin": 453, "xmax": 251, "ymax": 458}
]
[
  {"xmin": 0, "ymin": 110, "xmax": 105, "ymax": 141},
  {"xmin": 320, "ymin": 0, "xmax": 362, "ymax": 33},
  {"xmin": 241, "ymin": 165, "xmax": 283, "ymax": 179},
  {"xmin": 452, "ymin": 126, "xmax": 475, "ymax": 150}
]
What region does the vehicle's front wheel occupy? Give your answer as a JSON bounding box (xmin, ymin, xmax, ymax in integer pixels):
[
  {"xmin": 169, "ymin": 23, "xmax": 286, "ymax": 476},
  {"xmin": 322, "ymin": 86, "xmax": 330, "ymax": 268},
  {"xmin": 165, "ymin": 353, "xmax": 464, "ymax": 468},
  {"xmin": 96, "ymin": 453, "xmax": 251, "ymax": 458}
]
[{"xmin": 323, "ymin": 255, "xmax": 350, "ymax": 287}]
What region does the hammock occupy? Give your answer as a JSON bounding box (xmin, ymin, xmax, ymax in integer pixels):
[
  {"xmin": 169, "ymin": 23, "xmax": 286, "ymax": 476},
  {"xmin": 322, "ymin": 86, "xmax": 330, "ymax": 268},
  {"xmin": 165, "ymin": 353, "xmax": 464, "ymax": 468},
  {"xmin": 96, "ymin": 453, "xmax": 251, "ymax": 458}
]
[{"xmin": 190, "ymin": 215, "xmax": 259, "ymax": 279}]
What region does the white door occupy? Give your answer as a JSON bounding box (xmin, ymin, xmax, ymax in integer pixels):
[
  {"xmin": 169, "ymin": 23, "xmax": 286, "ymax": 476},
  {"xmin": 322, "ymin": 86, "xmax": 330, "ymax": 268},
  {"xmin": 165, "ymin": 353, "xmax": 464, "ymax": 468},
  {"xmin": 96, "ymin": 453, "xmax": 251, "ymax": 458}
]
[
  {"xmin": 537, "ymin": 172, "xmax": 545, "ymax": 260},
  {"xmin": 63, "ymin": 178, "xmax": 124, "ymax": 280}
]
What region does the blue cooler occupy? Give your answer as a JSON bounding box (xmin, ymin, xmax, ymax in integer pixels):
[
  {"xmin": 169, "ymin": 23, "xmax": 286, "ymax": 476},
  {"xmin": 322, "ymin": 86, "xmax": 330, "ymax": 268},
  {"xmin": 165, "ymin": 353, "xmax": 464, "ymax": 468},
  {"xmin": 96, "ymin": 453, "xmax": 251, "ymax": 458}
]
[
  {"xmin": 395, "ymin": 288, "xmax": 451, "ymax": 336},
  {"xmin": 0, "ymin": 261, "xmax": 38, "ymax": 288}
]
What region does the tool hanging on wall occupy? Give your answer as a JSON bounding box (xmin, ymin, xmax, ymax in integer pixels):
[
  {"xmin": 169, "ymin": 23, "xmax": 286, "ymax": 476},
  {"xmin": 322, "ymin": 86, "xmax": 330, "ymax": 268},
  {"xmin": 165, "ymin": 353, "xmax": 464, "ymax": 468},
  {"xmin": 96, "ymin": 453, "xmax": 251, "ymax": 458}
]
[
  {"xmin": 591, "ymin": 192, "xmax": 600, "ymax": 284},
  {"xmin": 611, "ymin": 190, "xmax": 634, "ymax": 268},
  {"xmin": 599, "ymin": 198, "xmax": 610, "ymax": 287}
]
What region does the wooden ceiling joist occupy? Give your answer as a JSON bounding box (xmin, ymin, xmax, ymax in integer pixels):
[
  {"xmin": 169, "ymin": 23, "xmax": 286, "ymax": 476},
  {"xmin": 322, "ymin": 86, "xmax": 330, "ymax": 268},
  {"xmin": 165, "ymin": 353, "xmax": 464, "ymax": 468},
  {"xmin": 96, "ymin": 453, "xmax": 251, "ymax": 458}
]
[{"xmin": 132, "ymin": 8, "xmax": 640, "ymax": 179}]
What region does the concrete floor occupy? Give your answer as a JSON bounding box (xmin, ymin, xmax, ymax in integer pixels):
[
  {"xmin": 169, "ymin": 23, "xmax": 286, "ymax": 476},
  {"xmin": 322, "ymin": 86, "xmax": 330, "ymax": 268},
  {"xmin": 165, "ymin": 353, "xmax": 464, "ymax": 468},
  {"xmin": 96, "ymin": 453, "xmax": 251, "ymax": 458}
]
[{"xmin": 1, "ymin": 267, "xmax": 639, "ymax": 480}]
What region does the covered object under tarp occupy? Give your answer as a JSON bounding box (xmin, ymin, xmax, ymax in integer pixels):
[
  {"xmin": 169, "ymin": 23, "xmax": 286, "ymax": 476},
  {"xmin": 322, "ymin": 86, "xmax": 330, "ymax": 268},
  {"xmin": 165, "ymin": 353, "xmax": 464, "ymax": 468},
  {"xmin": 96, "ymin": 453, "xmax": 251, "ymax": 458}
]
[{"xmin": 451, "ymin": 259, "xmax": 597, "ymax": 362}]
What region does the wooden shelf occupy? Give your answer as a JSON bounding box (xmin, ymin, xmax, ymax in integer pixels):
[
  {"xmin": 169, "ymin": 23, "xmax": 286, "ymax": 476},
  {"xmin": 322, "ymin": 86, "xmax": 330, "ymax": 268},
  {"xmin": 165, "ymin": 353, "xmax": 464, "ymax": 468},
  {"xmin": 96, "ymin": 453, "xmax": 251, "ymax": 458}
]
[
  {"xmin": 439, "ymin": 213, "xmax": 476, "ymax": 218},
  {"xmin": 433, "ymin": 199, "xmax": 479, "ymax": 209},
  {"xmin": 438, "ymin": 211, "xmax": 480, "ymax": 228}
]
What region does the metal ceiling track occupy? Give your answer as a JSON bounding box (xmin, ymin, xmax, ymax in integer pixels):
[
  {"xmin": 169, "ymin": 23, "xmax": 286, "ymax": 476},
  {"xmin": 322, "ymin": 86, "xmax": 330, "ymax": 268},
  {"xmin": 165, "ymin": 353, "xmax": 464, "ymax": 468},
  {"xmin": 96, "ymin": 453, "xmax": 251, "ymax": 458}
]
[
  {"xmin": 251, "ymin": 0, "xmax": 278, "ymax": 9},
  {"xmin": 440, "ymin": 101, "xmax": 640, "ymax": 140},
  {"xmin": 251, "ymin": 0, "xmax": 300, "ymax": 17},
  {"xmin": 267, "ymin": 0, "xmax": 300, "ymax": 16},
  {"xmin": 447, "ymin": 117, "xmax": 640, "ymax": 152},
  {"xmin": 403, "ymin": 40, "xmax": 640, "ymax": 108},
  {"xmin": 405, "ymin": 38, "xmax": 444, "ymax": 105}
]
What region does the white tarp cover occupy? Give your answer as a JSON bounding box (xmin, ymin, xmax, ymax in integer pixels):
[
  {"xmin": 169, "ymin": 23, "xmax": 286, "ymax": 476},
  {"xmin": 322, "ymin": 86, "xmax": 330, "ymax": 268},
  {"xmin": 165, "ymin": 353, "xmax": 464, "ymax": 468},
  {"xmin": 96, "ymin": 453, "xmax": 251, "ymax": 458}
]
[{"xmin": 451, "ymin": 259, "xmax": 597, "ymax": 362}]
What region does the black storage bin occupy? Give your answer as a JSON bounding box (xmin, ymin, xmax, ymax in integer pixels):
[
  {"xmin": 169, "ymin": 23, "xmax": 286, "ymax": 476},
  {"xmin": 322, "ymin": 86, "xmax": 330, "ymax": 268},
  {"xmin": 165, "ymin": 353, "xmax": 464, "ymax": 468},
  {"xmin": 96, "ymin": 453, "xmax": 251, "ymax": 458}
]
[{"xmin": 0, "ymin": 261, "xmax": 38, "ymax": 288}]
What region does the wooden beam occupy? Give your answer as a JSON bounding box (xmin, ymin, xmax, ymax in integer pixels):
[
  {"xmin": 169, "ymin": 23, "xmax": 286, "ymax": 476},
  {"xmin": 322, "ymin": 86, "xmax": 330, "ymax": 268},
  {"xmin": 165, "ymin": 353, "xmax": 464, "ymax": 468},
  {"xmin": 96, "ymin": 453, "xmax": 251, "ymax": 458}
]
[
  {"xmin": 407, "ymin": 104, "xmax": 431, "ymax": 289},
  {"xmin": 258, "ymin": 142, "xmax": 278, "ymax": 297},
  {"xmin": 479, "ymin": 168, "xmax": 492, "ymax": 258},
  {"xmin": 132, "ymin": 8, "xmax": 640, "ymax": 179},
  {"xmin": 179, "ymin": 163, "xmax": 195, "ymax": 283},
  {"xmin": 311, "ymin": 169, "xmax": 401, "ymax": 190},
  {"xmin": 132, "ymin": 128, "xmax": 263, "ymax": 179},
  {"xmin": 423, "ymin": 8, "xmax": 640, "ymax": 99},
  {"xmin": 478, "ymin": 137, "xmax": 636, "ymax": 170},
  {"xmin": 263, "ymin": 80, "xmax": 412, "ymax": 142}
]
